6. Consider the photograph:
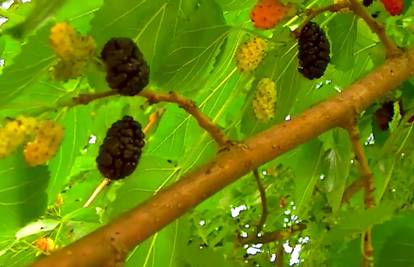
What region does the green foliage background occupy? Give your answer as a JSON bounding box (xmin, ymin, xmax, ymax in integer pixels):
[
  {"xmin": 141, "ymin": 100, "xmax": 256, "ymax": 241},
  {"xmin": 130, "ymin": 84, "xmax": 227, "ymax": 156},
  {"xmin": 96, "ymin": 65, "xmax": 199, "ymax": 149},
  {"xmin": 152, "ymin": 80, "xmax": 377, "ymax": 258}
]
[{"xmin": 0, "ymin": 0, "xmax": 414, "ymax": 266}]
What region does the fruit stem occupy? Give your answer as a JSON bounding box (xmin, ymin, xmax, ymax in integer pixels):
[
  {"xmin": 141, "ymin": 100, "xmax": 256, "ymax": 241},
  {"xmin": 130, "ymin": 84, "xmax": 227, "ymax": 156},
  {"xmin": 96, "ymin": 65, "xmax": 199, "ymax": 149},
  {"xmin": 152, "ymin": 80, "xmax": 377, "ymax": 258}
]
[
  {"xmin": 139, "ymin": 89, "xmax": 230, "ymax": 147},
  {"xmin": 83, "ymin": 178, "xmax": 111, "ymax": 208},
  {"xmin": 143, "ymin": 108, "xmax": 165, "ymax": 135},
  {"xmin": 348, "ymin": 0, "xmax": 402, "ymax": 58}
]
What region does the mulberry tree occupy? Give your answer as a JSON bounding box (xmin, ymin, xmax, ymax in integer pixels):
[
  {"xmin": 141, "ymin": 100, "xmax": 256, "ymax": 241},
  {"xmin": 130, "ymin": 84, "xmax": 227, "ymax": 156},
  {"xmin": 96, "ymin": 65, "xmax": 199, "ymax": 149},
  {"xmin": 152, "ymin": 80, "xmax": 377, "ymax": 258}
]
[{"xmin": 0, "ymin": 0, "xmax": 413, "ymax": 266}]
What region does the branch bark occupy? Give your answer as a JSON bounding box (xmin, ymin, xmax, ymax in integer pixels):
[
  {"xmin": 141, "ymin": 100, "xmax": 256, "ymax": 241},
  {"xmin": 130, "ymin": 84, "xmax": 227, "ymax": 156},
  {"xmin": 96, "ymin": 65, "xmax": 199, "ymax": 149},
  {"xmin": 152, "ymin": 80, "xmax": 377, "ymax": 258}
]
[{"xmin": 30, "ymin": 48, "xmax": 414, "ymax": 267}]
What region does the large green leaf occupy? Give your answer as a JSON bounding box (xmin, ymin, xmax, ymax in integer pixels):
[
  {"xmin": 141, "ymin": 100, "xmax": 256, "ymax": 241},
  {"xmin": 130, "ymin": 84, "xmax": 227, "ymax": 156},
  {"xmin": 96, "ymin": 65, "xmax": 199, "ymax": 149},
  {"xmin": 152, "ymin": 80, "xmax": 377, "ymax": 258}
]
[
  {"xmin": 47, "ymin": 105, "xmax": 94, "ymax": 205},
  {"xmin": 328, "ymin": 14, "xmax": 357, "ymax": 71},
  {"xmin": 0, "ymin": 154, "xmax": 49, "ymax": 235},
  {"xmin": 321, "ymin": 129, "xmax": 352, "ymax": 213},
  {"xmin": 156, "ymin": 0, "xmax": 230, "ymax": 93},
  {"xmin": 290, "ymin": 139, "xmax": 323, "ymax": 218},
  {"xmin": 0, "ymin": 25, "xmax": 55, "ymax": 108}
]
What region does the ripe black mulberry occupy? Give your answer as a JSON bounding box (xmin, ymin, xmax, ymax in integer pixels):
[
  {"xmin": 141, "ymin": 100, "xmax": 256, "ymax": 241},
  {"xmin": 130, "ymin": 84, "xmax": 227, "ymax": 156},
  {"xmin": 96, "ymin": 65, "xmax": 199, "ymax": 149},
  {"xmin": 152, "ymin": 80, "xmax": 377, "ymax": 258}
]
[
  {"xmin": 363, "ymin": 0, "xmax": 374, "ymax": 6},
  {"xmin": 96, "ymin": 116, "xmax": 145, "ymax": 180},
  {"xmin": 297, "ymin": 22, "xmax": 330, "ymax": 80},
  {"xmin": 101, "ymin": 38, "xmax": 150, "ymax": 96}
]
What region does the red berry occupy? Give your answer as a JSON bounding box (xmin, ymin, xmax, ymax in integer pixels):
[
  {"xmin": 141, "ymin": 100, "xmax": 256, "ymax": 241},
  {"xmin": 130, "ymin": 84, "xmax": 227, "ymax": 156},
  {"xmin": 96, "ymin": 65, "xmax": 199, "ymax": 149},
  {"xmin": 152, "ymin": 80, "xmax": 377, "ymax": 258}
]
[
  {"xmin": 250, "ymin": 0, "xmax": 292, "ymax": 29},
  {"xmin": 381, "ymin": 0, "xmax": 404, "ymax": 16}
]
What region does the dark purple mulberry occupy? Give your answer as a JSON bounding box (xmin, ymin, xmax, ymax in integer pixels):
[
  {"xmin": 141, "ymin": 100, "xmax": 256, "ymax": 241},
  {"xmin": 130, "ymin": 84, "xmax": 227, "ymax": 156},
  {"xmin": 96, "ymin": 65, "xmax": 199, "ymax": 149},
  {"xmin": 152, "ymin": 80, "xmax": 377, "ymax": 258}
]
[
  {"xmin": 96, "ymin": 116, "xmax": 145, "ymax": 180},
  {"xmin": 363, "ymin": 0, "xmax": 374, "ymax": 6},
  {"xmin": 101, "ymin": 38, "xmax": 150, "ymax": 96},
  {"xmin": 297, "ymin": 22, "xmax": 330, "ymax": 80}
]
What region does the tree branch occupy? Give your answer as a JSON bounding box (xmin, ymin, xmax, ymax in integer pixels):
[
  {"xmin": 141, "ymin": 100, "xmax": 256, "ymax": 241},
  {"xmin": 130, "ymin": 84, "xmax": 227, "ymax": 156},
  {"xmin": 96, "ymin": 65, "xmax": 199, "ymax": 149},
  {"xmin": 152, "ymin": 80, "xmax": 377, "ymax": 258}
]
[
  {"xmin": 72, "ymin": 89, "xmax": 229, "ymax": 147},
  {"xmin": 139, "ymin": 90, "xmax": 229, "ymax": 147},
  {"xmin": 253, "ymin": 169, "xmax": 268, "ymax": 233},
  {"xmin": 30, "ymin": 48, "xmax": 414, "ymax": 267},
  {"xmin": 348, "ymin": 0, "xmax": 402, "ymax": 57},
  {"xmin": 344, "ymin": 119, "xmax": 376, "ymax": 266},
  {"xmin": 238, "ymin": 224, "xmax": 306, "ymax": 245},
  {"xmin": 344, "ymin": 120, "xmax": 376, "ymax": 208}
]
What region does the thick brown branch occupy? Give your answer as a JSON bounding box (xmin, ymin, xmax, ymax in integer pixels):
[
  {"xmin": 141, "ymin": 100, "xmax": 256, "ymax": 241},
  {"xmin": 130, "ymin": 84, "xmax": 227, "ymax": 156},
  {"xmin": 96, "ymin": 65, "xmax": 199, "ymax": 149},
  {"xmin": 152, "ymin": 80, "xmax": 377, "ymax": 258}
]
[
  {"xmin": 30, "ymin": 48, "xmax": 414, "ymax": 267},
  {"xmin": 238, "ymin": 224, "xmax": 306, "ymax": 245},
  {"xmin": 348, "ymin": 0, "xmax": 401, "ymax": 58},
  {"xmin": 253, "ymin": 169, "xmax": 268, "ymax": 233},
  {"xmin": 139, "ymin": 90, "xmax": 229, "ymax": 147}
]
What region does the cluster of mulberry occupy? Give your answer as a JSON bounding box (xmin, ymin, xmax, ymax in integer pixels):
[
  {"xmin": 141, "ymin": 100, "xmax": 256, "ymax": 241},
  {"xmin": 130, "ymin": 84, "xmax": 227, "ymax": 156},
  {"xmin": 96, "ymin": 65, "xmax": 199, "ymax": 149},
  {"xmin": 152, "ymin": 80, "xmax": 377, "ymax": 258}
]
[
  {"xmin": 250, "ymin": 0, "xmax": 293, "ymax": 30},
  {"xmin": 381, "ymin": 0, "xmax": 404, "ymax": 16},
  {"xmin": 24, "ymin": 120, "xmax": 64, "ymax": 166},
  {"xmin": 0, "ymin": 116, "xmax": 64, "ymax": 165},
  {"xmin": 0, "ymin": 116, "xmax": 38, "ymax": 158},
  {"xmin": 49, "ymin": 22, "xmax": 96, "ymax": 80},
  {"xmin": 252, "ymin": 78, "xmax": 277, "ymax": 122},
  {"xmin": 101, "ymin": 38, "xmax": 150, "ymax": 96},
  {"xmin": 96, "ymin": 116, "xmax": 145, "ymax": 180},
  {"xmin": 235, "ymin": 37, "xmax": 267, "ymax": 73},
  {"xmin": 297, "ymin": 22, "xmax": 330, "ymax": 80}
]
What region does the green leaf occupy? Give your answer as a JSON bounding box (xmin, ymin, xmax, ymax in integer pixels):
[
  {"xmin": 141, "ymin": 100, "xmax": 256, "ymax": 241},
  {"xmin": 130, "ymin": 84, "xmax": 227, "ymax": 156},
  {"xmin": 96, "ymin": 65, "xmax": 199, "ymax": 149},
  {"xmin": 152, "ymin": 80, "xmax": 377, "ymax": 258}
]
[
  {"xmin": 47, "ymin": 105, "xmax": 94, "ymax": 205},
  {"xmin": 90, "ymin": 0, "xmax": 198, "ymax": 77},
  {"xmin": 321, "ymin": 129, "xmax": 352, "ymax": 213},
  {"xmin": 107, "ymin": 155, "xmax": 180, "ymax": 219},
  {"xmin": 0, "ymin": 25, "xmax": 55, "ymax": 108},
  {"xmin": 326, "ymin": 201, "xmax": 396, "ymax": 242},
  {"xmin": 6, "ymin": 0, "xmax": 66, "ymax": 39},
  {"xmin": 156, "ymin": 0, "xmax": 230, "ymax": 93},
  {"xmin": 327, "ymin": 14, "xmax": 357, "ymax": 71},
  {"xmin": 290, "ymin": 139, "xmax": 323, "ymax": 218},
  {"xmin": 0, "ymin": 154, "xmax": 49, "ymax": 235}
]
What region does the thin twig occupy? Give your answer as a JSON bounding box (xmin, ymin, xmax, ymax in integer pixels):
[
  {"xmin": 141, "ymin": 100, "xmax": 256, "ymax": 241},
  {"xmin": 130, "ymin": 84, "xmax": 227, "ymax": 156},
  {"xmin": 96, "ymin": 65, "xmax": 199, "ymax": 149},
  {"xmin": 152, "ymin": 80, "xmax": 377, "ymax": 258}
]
[
  {"xmin": 139, "ymin": 90, "xmax": 229, "ymax": 147},
  {"xmin": 238, "ymin": 224, "xmax": 306, "ymax": 245},
  {"xmin": 83, "ymin": 178, "xmax": 111, "ymax": 208},
  {"xmin": 72, "ymin": 89, "xmax": 229, "ymax": 147},
  {"xmin": 253, "ymin": 169, "xmax": 268, "ymax": 233},
  {"xmin": 348, "ymin": 0, "xmax": 402, "ymax": 58},
  {"xmin": 72, "ymin": 90, "xmax": 118, "ymax": 106},
  {"xmin": 143, "ymin": 108, "xmax": 166, "ymax": 135},
  {"xmin": 361, "ymin": 227, "xmax": 374, "ymax": 267},
  {"xmin": 293, "ymin": 3, "xmax": 350, "ymax": 36},
  {"xmin": 345, "ymin": 121, "xmax": 376, "ymax": 208},
  {"xmin": 341, "ymin": 177, "xmax": 367, "ymax": 204},
  {"xmin": 344, "ymin": 119, "xmax": 376, "ymax": 267},
  {"xmin": 276, "ymin": 244, "xmax": 284, "ymax": 267}
]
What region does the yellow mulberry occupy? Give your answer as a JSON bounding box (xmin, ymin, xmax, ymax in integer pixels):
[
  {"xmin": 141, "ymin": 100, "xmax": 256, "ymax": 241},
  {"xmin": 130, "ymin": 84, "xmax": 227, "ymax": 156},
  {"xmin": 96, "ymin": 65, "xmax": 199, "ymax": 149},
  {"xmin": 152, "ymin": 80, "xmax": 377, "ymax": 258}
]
[
  {"xmin": 49, "ymin": 22, "xmax": 96, "ymax": 61},
  {"xmin": 252, "ymin": 78, "xmax": 277, "ymax": 122},
  {"xmin": 235, "ymin": 37, "xmax": 267, "ymax": 73},
  {"xmin": 0, "ymin": 116, "xmax": 39, "ymax": 158},
  {"xmin": 24, "ymin": 120, "xmax": 64, "ymax": 166},
  {"xmin": 49, "ymin": 22, "xmax": 96, "ymax": 80}
]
